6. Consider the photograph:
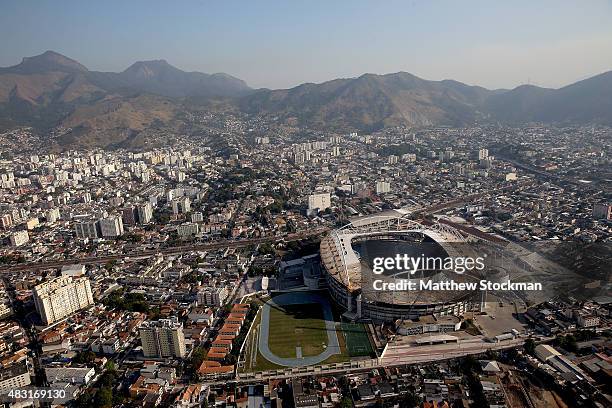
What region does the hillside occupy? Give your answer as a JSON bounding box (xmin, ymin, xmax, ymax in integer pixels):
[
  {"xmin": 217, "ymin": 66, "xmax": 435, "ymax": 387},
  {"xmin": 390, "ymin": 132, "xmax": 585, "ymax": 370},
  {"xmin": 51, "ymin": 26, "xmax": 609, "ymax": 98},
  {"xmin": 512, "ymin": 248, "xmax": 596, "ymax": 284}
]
[
  {"xmin": 1, "ymin": 51, "xmax": 611, "ymax": 148},
  {"xmin": 0, "ymin": 51, "xmax": 251, "ymax": 146},
  {"xmin": 239, "ymin": 70, "xmax": 612, "ymax": 130},
  {"xmin": 239, "ymin": 72, "xmax": 493, "ymax": 131},
  {"xmin": 485, "ymin": 71, "xmax": 612, "ymax": 125}
]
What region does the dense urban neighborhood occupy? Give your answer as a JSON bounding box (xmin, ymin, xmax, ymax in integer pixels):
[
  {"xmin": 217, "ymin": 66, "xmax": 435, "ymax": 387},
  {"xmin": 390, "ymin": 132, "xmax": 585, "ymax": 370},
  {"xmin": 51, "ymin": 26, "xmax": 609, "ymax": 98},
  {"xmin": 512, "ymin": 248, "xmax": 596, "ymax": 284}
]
[{"xmin": 0, "ymin": 117, "xmax": 609, "ymax": 407}]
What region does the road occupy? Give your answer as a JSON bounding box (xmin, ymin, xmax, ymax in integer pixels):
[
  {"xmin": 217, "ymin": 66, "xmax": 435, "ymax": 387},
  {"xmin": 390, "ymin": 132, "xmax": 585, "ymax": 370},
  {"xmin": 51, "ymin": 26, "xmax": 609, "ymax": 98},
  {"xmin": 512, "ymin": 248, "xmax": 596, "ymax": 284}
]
[
  {"xmin": 233, "ymin": 337, "xmax": 530, "ymax": 385},
  {"xmin": 380, "ymin": 337, "xmax": 525, "ymax": 366},
  {"xmin": 0, "ymin": 227, "xmax": 329, "ymax": 273}
]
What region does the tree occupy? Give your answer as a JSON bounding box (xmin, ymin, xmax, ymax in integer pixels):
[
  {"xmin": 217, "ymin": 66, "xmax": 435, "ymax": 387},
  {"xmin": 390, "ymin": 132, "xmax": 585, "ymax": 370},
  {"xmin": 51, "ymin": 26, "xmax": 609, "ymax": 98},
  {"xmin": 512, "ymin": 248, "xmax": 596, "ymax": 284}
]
[
  {"xmin": 104, "ymin": 260, "xmax": 117, "ymax": 271},
  {"xmin": 94, "ymin": 387, "xmax": 113, "ymax": 408},
  {"xmin": 102, "ymin": 291, "xmax": 150, "ymax": 313},
  {"xmin": 504, "ymin": 348, "xmax": 519, "ymax": 362},
  {"xmin": 180, "ymin": 272, "xmax": 200, "ymax": 284},
  {"xmin": 75, "ymin": 390, "xmax": 94, "ymax": 407},
  {"xmin": 401, "ymin": 392, "xmax": 420, "ymax": 408},
  {"xmin": 98, "ymin": 370, "xmax": 117, "ymax": 388},
  {"xmin": 104, "ymin": 360, "xmax": 116, "ymax": 372},
  {"xmin": 225, "ymin": 354, "xmax": 237, "ymax": 365},
  {"xmin": 340, "ymin": 396, "xmax": 353, "ymax": 408},
  {"xmin": 188, "ymin": 346, "xmax": 207, "ymax": 377},
  {"xmin": 72, "ymin": 350, "xmax": 96, "ymax": 365},
  {"xmin": 460, "ymin": 355, "xmax": 480, "ymax": 374},
  {"xmin": 258, "ymin": 243, "xmax": 275, "ymax": 255}
]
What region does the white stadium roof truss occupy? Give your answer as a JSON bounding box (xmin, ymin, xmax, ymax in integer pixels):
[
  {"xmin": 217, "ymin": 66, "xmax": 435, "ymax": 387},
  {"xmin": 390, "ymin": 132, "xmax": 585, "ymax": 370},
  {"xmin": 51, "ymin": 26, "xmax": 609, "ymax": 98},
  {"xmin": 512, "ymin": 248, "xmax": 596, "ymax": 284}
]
[
  {"xmin": 336, "ymin": 215, "xmax": 466, "ymax": 241},
  {"xmin": 327, "ymin": 215, "xmax": 467, "ymax": 289}
]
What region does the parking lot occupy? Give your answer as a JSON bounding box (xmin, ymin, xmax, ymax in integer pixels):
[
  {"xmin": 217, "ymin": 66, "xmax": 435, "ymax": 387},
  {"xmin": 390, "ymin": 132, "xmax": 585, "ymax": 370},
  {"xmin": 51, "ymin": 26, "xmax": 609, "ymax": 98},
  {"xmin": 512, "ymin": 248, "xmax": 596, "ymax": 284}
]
[{"xmin": 475, "ymin": 294, "xmax": 528, "ymax": 337}]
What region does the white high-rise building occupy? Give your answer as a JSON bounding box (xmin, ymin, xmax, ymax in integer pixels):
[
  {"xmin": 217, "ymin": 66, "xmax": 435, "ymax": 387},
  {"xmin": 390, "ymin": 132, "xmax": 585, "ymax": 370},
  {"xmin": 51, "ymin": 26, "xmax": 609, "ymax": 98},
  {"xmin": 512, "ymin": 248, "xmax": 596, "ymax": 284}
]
[
  {"xmin": 191, "ymin": 212, "xmax": 204, "ymax": 223},
  {"xmin": 294, "ymin": 152, "xmax": 305, "ymax": 164},
  {"xmin": 137, "ymin": 202, "xmax": 153, "ymax": 224},
  {"xmin": 33, "ymin": 276, "xmax": 94, "ymax": 325},
  {"xmin": 74, "ymin": 220, "xmax": 99, "ymax": 239},
  {"xmin": 375, "ymin": 181, "xmax": 391, "ymax": 194},
  {"xmin": 478, "ymin": 148, "xmax": 489, "ymax": 160},
  {"xmin": 177, "ymin": 222, "xmax": 199, "ymax": 237},
  {"xmin": 0, "ymin": 214, "xmax": 12, "ymax": 229},
  {"xmin": 172, "ymin": 197, "xmax": 191, "ymax": 215},
  {"xmin": 99, "ymin": 216, "xmax": 124, "ymax": 238},
  {"xmin": 402, "ymin": 153, "xmax": 416, "ymax": 163},
  {"xmin": 0, "ymin": 361, "xmax": 31, "ymax": 394},
  {"xmin": 46, "ymin": 208, "xmax": 61, "ymax": 223},
  {"xmin": 139, "ymin": 317, "xmax": 186, "ymax": 358},
  {"xmin": 10, "ymin": 230, "xmax": 29, "ymax": 247},
  {"xmin": 307, "ymin": 193, "xmax": 331, "ymax": 216}
]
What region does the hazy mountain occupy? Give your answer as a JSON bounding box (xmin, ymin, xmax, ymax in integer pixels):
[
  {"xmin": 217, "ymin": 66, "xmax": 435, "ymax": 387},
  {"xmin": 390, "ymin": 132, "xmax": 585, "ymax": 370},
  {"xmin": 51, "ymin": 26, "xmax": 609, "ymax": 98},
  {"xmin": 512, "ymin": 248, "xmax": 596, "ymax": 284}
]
[
  {"xmin": 239, "ymin": 70, "xmax": 612, "ymax": 130},
  {"xmin": 485, "ymin": 71, "xmax": 612, "ymax": 124},
  {"xmin": 0, "ymin": 51, "xmax": 101, "ymax": 106},
  {"xmin": 239, "ymin": 72, "xmax": 494, "ymax": 131},
  {"xmin": 0, "ymin": 51, "xmax": 250, "ymax": 103},
  {"xmin": 1, "ymin": 50, "xmax": 611, "ymax": 149},
  {"xmin": 121, "ymin": 60, "xmax": 250, "ymax": 97},
  {"xmin": 0, "ymin": 51, "xmax": 251, "ymax": 145},
  {"xmin": 0, "ymin": 51, "xmax": 88, "ymax": 75},
  {"xmin": 87, "ymin": 59, "xmax": 251, "ymax": 98}
]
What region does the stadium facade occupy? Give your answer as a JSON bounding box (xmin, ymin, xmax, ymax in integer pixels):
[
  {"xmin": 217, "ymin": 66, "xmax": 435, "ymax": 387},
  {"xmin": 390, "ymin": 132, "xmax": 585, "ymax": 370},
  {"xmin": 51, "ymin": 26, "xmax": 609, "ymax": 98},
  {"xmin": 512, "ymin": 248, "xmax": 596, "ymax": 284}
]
[{"xmin": 320, "ymin": 215, "xmax": 482, "ymax": 323}]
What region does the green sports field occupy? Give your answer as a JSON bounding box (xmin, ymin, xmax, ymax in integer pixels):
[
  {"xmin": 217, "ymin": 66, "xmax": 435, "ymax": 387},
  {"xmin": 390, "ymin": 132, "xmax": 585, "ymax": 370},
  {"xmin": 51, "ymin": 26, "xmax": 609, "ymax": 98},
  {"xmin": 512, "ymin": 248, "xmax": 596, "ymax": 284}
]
[
  {"xmin": 341, "ymin": 322, "xmax": 374, "ymax": 357},
  {"xmin": 267, "ymin": 303, "xmax": 329, "ymax": 358}
]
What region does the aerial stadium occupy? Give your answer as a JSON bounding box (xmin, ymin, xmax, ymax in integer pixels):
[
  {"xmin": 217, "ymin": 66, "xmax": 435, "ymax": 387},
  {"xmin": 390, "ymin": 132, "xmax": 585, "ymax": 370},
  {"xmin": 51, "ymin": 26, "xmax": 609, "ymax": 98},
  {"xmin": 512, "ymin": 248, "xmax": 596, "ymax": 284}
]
[{"xmin": 320, "ymin": 215, "xmax": 484, "ymax": 323}]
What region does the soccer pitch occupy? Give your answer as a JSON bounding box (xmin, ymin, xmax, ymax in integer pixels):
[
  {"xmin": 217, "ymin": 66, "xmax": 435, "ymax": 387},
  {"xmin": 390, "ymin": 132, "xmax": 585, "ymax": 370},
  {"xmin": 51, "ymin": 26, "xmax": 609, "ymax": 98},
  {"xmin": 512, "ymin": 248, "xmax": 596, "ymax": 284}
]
[
  {"xmin": 341, "ymin": 322, "xmax": 375, "ymax": 357},
  {"xmin": 267, "ymin": 303, "xmax": 329, "ymax": 358}
]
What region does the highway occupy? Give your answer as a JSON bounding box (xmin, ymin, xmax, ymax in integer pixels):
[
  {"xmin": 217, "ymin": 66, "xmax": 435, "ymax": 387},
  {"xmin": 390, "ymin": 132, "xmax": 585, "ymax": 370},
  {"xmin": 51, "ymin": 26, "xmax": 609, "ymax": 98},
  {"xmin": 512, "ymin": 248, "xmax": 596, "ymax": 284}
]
[{"xmin": 380, "ymin": 337, "xmax": 525, "ymax": 366}]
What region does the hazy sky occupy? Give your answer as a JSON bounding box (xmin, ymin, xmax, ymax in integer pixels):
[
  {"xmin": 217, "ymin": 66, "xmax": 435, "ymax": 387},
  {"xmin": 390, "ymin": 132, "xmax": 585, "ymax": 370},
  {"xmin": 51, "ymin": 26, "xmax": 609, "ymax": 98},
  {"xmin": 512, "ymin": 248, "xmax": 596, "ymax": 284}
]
[{"xmin": 1, "ymin": 0, "xmax": 611, "ymax": 90}]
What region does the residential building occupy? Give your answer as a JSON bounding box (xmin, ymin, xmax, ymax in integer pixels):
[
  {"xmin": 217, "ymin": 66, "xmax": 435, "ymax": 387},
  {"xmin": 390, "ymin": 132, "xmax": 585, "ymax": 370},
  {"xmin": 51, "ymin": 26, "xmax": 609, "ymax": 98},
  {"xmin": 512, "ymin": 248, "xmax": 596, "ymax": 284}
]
[
  {"xmin": 33, "ymin": 276, "xmax": 95, "ymax": 325},
  {"xmin": 0, "ymin": 361, "xmax": 31, "ymax": 394},
  {"xmin": 99, "ymin": 216, "xmax": 124, "ymax": 238},
  {"xmin": 45, "ymin": 366, "xmax": 95, "ymax": 385},
  {"xmin": 307, "ymin": 193, "xmax": 331, "ymax": 216},
  {"xmin": 74, "ymin": 220, "xmax": 100, "ymax": 239},
  {"xmin": 137, "ymin": 202, "xmax": 153, "ymax": 224},
  {"xmin": 139, "ymin": 318, "xmax": 186, "ymax": 358},
  {"xmin": 177, "ymin": 222, "xmax": 199, "ymax": 237},
  {"xmin": 376, "ymin": 181, "xmax": 391, "ymax": 194},
  {"xmin": 197, "ymin": 287, "xmax": 228, "ymax": 307},
  {"xmin": 172, "ymin": 197, "xmax": 191, "ymax": 215},
  {"xmin": 122, "ymin": 206, "xmax": 137, "ymax": 226},
  {"xmin": 592, "ymin": 203, "xmax": 612, "ymax": 220},
  {"xmin": 9, "ymin": 230, "xmax": 29, "ymax": 247}
]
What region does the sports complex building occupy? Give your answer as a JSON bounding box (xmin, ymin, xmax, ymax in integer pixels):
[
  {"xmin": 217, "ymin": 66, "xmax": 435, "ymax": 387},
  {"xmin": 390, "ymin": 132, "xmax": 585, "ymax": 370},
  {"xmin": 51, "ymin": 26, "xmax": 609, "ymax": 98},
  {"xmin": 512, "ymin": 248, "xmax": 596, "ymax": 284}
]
[{"xmin": 320, "ymin": 215, "xmax": 483, "ymax": 323}]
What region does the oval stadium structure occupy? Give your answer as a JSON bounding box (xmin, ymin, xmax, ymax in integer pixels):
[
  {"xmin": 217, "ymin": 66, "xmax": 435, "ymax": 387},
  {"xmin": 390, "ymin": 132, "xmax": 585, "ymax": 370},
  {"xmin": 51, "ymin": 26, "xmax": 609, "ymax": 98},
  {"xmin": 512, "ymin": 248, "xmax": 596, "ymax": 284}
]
[{"xmin": 320, "ymin": 215, "xmax": 480, "ymax": 323}]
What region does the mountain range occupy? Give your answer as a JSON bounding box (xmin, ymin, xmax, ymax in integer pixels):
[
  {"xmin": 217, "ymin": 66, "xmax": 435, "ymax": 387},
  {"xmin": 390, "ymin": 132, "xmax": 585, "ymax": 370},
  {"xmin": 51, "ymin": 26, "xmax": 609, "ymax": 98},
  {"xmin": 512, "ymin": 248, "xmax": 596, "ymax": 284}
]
[{"xmin": 1, "ymin": 51, "xmax": 611, "ymax": 148}]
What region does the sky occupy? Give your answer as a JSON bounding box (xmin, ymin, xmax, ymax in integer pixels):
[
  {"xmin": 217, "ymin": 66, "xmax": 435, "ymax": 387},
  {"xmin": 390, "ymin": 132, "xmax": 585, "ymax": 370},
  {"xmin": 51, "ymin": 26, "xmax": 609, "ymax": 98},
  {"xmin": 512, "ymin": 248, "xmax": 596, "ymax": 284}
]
[{"xmin": 1, "ymin": 0, "xmax": 611, "ymax": 90}]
